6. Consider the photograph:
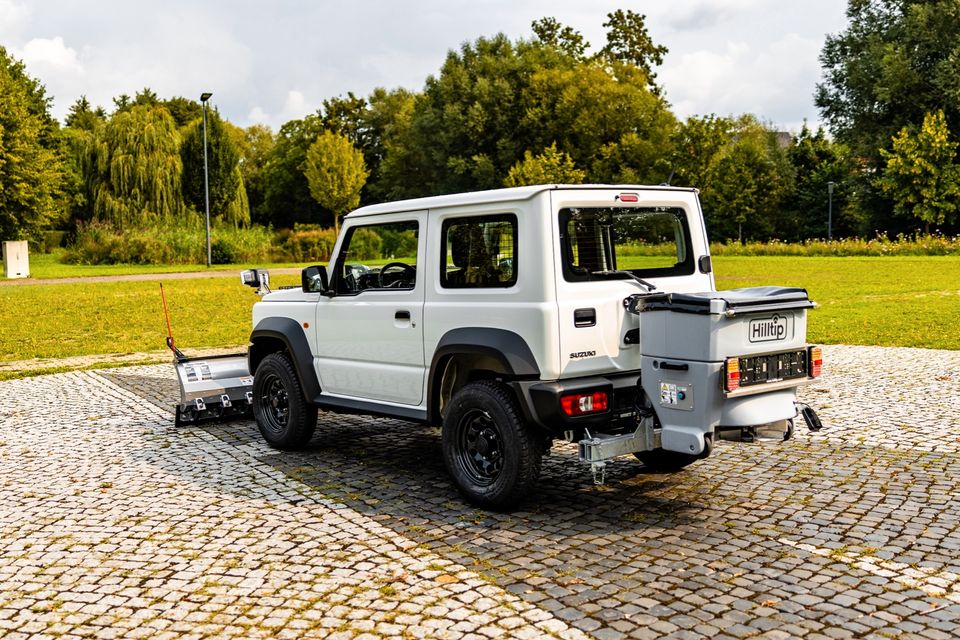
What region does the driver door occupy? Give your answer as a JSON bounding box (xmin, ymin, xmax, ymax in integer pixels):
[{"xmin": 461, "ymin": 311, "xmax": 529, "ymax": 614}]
[{"xmin": 313, "ymin": 212, "xmax": 427, "ymax": 406}]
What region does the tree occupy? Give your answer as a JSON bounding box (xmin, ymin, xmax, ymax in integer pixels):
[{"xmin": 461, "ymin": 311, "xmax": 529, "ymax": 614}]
[
  {"xmin": 91, "ymin": 105, "xmax": 184, "ymax": 228},
  {"xmin": 112, "ymin": 94, "xmax": 131, "ymax": 113},
  {"xmin": 816, "ymin": 0, "xmax": 960, "ymax": 230},
  {"xmin": 303, "ymin": 131, "xmax": 368, "ymax": 232},
  {"xmin": 878, "ymin": 110, "xmax": 960, "ymax": 233},
  {"xmin": 785, "ymin": 125, "xmax": 861, "ymax": 239},
  {"xmin": 163, "ymin": 96, "xmax": 202, "ymax": 128},
  {"xmin": 362, "ymin": 87, "xmax": 417, "ymax": 203},
  {"xmin": 397, "ymin": 33, "xmax": 581, "ymax": 196},
  {"xmin": 700, "ymin": 117, "xmax": 794, "ymax": 242},
  {"xmin": 59, "ymin": 126, "xmax": 99, "ymax": 225},
  {"xmin": 319, "ymin": 92, "xmax": 368, "ymax": 146},
  {"xmin": 504, "ymin": 143, "xmax": 586, "ymax": 186},
  {"xmin": 64, "ymin": 96, "xmax": 106, "ymax": 131},
  {"xmin": 531, "ymin": 17, "xmax": 589, "ymax": 60},
  {"xmin": 262, "ymin": 115, "xmax": 324, "ymax": 228},
  {"xmin": 0, "ymin": 47, "xmax": 65, "ymax": 244},
  {"xmin": 598, "ymin": 10, "xmax": 668, "ymax": 92},
  {"xmin": 520, "ymin": 62, "xmax": 676, "ymax": 184},
  {"xmin": 669, "ymin": 114, "xmax": 735, "ymax": 191},
  {"xmin": 180, "ymin": 109, "xmax": 247, "ymax": 225},
  {"xmin": 317, "ymin": 88, "xmax": 418, "ymax": 205},
  {"xmin": 236, "ymin": 124, "xmax": 275, "ymax": 224}
]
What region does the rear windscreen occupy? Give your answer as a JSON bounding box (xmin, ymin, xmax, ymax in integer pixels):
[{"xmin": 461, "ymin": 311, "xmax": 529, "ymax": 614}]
[{"xmin": 558, "ymin": 206, "xmax": 694, "ymax": 282}]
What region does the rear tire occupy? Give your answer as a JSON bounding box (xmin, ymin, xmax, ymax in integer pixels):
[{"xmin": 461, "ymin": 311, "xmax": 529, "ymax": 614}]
[
  {"xmin": 253, "ymin": 352, "xmax": 317, "ymax": 450},
  {"xmin": 442, "ymin": 380, "xmax": 541, "ymax": 510}
]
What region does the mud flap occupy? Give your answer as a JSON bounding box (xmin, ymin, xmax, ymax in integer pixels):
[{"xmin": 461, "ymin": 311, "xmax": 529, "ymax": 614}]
[{"xmin": 796, "ymin": 402, "xmax": 823, "ymax": 432}]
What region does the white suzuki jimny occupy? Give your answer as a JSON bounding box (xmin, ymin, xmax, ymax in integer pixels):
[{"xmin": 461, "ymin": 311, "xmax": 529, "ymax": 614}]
[{"xmin": 244, "ymin": 185, "xmax": 822, "ymax": 509}]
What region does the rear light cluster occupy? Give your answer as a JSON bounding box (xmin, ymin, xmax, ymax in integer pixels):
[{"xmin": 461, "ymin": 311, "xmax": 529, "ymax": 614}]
[
  {"xmin": 724, "ymin": 346, "xmax": 823, "ymax": 393},
  {"xmin": 808, "ymin": 346, "xmax": 823, "ymax": 378},
  {"xmin": 560, "ymin": 391, "xmax": 608, "ymax": 417},
  {"xmin": 724, "ymin": 357, "xmax": 741, "ymax": 392}
]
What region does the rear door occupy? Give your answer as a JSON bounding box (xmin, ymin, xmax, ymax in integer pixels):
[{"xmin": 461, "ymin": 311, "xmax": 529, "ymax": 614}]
[
  {"xmin": 551, "ymin": 188, "xmax": 713, "ymax": 378},
  {"xmin": 313, "ymin": 212, "xmax": 427, "ymax": 406}
]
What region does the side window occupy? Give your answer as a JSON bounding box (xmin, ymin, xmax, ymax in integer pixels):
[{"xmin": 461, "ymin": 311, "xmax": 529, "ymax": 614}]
[
  {"xmin": 441, "ymin": 214, "xmax": 517, "ymax": 289},
  {"xmin": 334, "ymin": 220, "xmax": 419, "ymax": 295}
]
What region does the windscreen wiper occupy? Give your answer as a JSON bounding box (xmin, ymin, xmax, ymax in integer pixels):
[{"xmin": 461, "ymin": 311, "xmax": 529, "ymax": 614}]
[{"xmin": 590, "ymin": 270, "xmax": 657, "ymax": 291}]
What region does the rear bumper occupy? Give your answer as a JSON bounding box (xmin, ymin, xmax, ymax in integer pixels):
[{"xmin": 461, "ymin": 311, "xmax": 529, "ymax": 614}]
[{"xmin": 510, "ymin": 372, "xmax": 641, "ymax": 434}]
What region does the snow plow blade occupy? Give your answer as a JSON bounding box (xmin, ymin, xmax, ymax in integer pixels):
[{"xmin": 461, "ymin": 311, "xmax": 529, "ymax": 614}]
[{"xmin": 173, "ymin": 353, "xmax": 254, "ymax": 426}]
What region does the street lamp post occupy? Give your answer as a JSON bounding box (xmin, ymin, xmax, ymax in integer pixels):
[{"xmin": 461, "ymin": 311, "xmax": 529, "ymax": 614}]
[
  {"xmin": 200, "ymin": 92, "xmax": 213, "ymax": 267},
  {"xmin": 827, "ymin": 181, "xmax": 835, "ymax": 241}
]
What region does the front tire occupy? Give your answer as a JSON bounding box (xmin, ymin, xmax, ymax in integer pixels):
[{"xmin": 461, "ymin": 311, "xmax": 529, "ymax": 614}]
[
  {"xmin": 253, "ymin": 352, "xmax": 317, "ymax": 450},
  {"xmin": 442, "ymin": 380, "xmax": 541, "ymax": 510}
]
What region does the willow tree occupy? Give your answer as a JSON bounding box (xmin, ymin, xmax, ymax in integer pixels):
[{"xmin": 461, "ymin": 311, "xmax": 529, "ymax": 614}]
[{"xmin": 92, "ymin": 105, "xmax": 184, "ymax": 228}]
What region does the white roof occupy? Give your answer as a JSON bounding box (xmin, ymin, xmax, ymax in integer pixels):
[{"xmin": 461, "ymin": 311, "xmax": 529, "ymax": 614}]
[{"xmin": 345, "ymin": 184, "xmax": 697, "ymax": 218}]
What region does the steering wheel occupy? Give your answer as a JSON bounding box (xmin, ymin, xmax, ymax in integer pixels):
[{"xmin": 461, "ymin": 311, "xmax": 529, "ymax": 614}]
[{"xmin": 378, "ymin": 262, "xmax": 416, "ymax": 288}]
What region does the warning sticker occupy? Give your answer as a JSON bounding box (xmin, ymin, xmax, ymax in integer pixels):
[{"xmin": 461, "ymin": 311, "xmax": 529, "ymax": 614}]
[{"xmin": 660, "ymin": 382, "xmax": 677, "ymax": 405}]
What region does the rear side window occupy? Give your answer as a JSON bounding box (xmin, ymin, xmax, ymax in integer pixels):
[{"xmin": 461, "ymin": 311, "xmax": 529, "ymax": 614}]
[
  {"xmin": 441, "ymin": 214, "xmax": 517, "ymax": 288},
  {"xmin": 559, "ymin": 206, "xmax": 694, "ymax": 282}
]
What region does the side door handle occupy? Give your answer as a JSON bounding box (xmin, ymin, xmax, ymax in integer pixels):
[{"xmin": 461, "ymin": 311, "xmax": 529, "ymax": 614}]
[{"xmin": 395, "ymin": 310, "xmax": 411, "ymax": 320}]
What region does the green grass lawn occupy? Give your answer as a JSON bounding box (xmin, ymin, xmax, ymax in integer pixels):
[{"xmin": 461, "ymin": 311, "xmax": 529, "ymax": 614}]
[
  {"xmin": 714, "ymin": 256, "xmax": 960, "ymax": 350},
  {"xmin": 27, "ymin": 251, "xmax": 302, "ymax": 279},
  {"xmin": 1, "ymin": 257, "xmax": 957, "ymax": 369},
  {"xmin": 0, "ymin": 273, "xmax": 301, "ymax": 363}
]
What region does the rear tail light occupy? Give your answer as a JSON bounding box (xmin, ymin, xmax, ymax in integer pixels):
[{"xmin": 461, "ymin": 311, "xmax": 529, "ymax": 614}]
[
  {"xmin": 561, "ymin": 391, "xmax": 608, "ymax": 416},
  {"xmin": 724, "ymin": 357, "xmax": 741, "ymax": 392},
  {"xmin": 808, "ymin": 346, "xmax": 823, "ymax": 378}
]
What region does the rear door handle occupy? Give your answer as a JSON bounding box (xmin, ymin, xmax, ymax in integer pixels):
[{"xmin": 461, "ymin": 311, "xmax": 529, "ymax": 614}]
[{"xmin": 395, "ymin": 310, "xmax": 411, "ymax": 320}]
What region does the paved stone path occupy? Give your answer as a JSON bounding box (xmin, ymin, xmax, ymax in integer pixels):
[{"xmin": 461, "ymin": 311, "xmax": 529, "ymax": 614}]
[{"xmin": 1, "ymin": 345, "xmax": 958, "ymax": 639}]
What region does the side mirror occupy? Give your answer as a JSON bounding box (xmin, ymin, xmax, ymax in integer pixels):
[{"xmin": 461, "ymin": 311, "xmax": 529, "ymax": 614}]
[
  {"xmin": 302, "ymin": 265, "xmax": 330, "ymax": 294},
  {"xmin": 698, "ymin": 255, "xmax": 713, "ymax": 274}
]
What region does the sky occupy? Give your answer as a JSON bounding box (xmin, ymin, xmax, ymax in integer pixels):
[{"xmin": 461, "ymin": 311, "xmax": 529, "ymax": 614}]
[{"xmin": 0, "ymin": 0, "xmax": 850, "ymax": 133}]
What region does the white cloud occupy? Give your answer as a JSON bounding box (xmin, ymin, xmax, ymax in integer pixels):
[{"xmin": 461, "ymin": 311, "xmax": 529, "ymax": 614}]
[
  {"xmin": 247, "ymin": 106, "xmax": 270, "ymax": 125},
  {"xmin": 0, "ymin": 0, "xmax": 848, "ymax": 130},
  {"xmin": 661, "ymin": 32, "xmax": 824, "ymax": 131},
  {"xmin": 0, "ymin": 0, "xmax": 29, "ymax": 37},
  {"xmin": 19, "ymin": 36, "xmax": 83, "ymax": 73},
  {"xmin": 244, "ymin": 90, "xmax": 312, "ymax": 130},
  {"xmin": 665, "ymin": 0, "xmax": 762, "ymax": 31}
]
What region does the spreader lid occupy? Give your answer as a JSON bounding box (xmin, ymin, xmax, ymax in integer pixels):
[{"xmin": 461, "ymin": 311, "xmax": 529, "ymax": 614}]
[{"xmin": 630, "ymin": 286, "xmax": 814, "ymax": 315}]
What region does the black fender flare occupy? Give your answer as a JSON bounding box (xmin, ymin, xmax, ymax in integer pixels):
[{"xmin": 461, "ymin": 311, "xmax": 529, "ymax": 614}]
[
  {"xmin": 248, "ymin": 317, "xmax": 321, "ymax": 401},
  {"xmin": 427, "ymin": 327, "xmax": 540, "ymax": 424}
]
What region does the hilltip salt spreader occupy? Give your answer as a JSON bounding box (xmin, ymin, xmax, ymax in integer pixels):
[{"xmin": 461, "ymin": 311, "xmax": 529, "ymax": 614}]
[{"xmin": 162, "ymin": 280, "xmax": 264, "ymax": 426}]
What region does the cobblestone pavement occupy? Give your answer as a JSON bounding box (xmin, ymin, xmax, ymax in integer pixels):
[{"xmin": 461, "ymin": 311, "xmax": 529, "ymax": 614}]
[{"xmin": 1, "ymin": 345, "xmax": 959, "ymax": 639}]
